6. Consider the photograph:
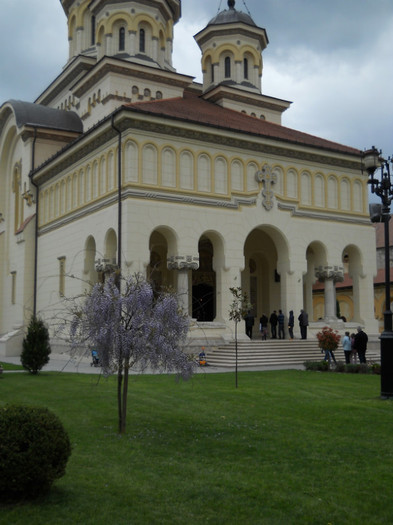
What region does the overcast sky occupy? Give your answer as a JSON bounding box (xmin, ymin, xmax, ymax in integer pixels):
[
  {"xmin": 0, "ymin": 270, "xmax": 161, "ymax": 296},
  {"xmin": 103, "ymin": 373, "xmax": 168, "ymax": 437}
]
[{"xmin": 1, "ymin": 0, "xmax": 392, "ymax": 160}]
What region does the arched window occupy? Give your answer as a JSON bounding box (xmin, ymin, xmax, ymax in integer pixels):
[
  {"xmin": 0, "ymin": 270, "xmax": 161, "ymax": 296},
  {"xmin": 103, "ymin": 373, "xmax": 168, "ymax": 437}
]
[
  {"xmin": 244, "ymin": 58, "xmax": 248, "ymax": 79},
  {"xmin": 225, "ymin": 56, "xmax": 231, "ymax": 78},
  {"xmin": 211, "ymin": 64, "xmax": 214, "ymax": 83},
  {"xmin": 13, "ymin": 168, "xmax": 22, "ymax": 232},
  {"xmin": 139, "ymin": 28, "xmax": 145, "ymax": 53},
  {"xmin": 91, "ymin": 15, "xmax": 96, "ymax": 45},
  {"xmin": 119, "ymin": 27, "xmax": 125, "ymax": 51}
]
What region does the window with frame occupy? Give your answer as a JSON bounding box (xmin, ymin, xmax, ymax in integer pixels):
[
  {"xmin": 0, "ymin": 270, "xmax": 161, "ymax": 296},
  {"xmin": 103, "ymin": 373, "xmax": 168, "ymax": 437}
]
[
  {"xmin": 11, "ymin": 271, "xmax": 16, "ymax": 304},
  {"xmin": 139, "ymin": 28, "xmax": 145, "ymax": 53},
  {"xmin": 119, "ymin": 27, "xmax": 125, "ymax": 51},
  {"xmin": 244, "ymin": 58, "xmax": 248, "ymax": 79},
  {"xmin": 224, "ymin": 56, "xmax": 231, "ymax": 78},
  {"xmin": 58, "ymin": 256, "xmax": 66, "ymax": 296},
  {"xmin": 91, "ymin": 15, "xmax": 96, "ymax": 45}
]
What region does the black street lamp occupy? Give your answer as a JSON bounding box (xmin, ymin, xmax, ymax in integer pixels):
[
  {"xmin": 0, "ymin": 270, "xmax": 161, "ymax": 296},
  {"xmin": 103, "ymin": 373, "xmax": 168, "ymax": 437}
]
[{"xmin": 363, "ymin": 146, "xmax": 393, "ymax": 398}]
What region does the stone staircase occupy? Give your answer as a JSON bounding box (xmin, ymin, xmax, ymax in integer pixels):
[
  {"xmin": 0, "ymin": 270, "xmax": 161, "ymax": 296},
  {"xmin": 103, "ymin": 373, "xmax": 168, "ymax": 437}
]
[{"xmin": 205, "ymin": 339, "xmax": 381, "ymax": 368}]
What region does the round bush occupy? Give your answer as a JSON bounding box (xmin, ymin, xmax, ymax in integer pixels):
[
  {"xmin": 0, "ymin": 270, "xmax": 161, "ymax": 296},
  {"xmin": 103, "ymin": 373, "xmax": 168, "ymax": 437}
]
[{"xmin": 0, "ymin": 405, "xmax": 71, "ymax": 499}]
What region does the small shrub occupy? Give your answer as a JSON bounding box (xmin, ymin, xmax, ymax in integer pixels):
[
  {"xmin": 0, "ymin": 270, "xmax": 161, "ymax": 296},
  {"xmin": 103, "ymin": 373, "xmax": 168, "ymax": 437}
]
[
  {"xmin": 304, "ymin": 360, "xmax": 329, "ymax": 372},
  {"xmin": 0, "ymin": 405, "xmax": 71, "ymax": 500},
  {"xmin": 344, "ymin": 364, "xmax": 359, "ymax": 374},
  {"xmin": 334, "ymin": 361, "xmax": 346, "ymax": 373},
  {"xmin": 21, "ymin": 316, "xmax": 51, "ymax": 374},
  {"xmin": 316, "ymin": 326, "xmax": 341, "ymax": 352},
  {"xmin": 344, "ymin": 363, "xmax": 371, "ymax": 374},
  {"xmin": 358, "ymin": 363, "xmax": 370, "ymax": 374},
  {"xmin": 371, "ymin": 362, "xmax": 381, "ymax": 375}
]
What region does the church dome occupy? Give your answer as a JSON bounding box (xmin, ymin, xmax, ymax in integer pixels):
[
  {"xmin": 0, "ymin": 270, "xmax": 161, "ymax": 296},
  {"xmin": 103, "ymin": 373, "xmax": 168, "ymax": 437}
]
[{"xmin": 207, "ymin": 0, "xmax": 256, "ymax": 27}]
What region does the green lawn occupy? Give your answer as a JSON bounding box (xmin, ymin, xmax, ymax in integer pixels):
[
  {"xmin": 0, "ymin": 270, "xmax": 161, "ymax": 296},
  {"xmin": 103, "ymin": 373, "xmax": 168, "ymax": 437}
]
[
  {"xmin": 0, "ymin": 361, "xmax": 23, "ymax": 371},
  {"xmin": 1, "ymin": 369, "xmax": 393, "ymax": 524}
]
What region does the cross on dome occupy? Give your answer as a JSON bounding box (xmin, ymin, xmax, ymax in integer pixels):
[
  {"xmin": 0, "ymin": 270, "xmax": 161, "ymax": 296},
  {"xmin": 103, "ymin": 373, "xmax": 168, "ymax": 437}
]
[{"xmin": 228, "ymin": 0, "xmax": 235, "ymax": 8}]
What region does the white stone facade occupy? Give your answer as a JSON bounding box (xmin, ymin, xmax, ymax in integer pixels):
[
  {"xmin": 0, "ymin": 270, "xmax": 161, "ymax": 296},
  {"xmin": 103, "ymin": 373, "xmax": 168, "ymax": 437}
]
[{"xmin": 0, "ymin": 1, "xmax": 378, "ymax": 355}]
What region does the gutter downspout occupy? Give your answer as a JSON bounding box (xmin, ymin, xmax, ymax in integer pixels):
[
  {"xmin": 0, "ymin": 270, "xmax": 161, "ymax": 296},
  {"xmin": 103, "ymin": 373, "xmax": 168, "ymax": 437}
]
[
  {"xmin": 111, "ymin": 114, "xmax": 122, "ymax": 283},
  {"xmin": 29, "ymin": 127, "xmax": 38, "ymax": 317}
]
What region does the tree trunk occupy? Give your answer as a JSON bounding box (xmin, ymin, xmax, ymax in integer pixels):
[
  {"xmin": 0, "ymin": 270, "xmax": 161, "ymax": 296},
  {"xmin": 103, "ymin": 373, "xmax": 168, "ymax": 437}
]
[
  {"xmin": 117, "ymin": 358, "xmax": 124, "ymax": 434},
  {"xmin": 120, "ymin": 359, "xmax": 130, "ymax": 434}
]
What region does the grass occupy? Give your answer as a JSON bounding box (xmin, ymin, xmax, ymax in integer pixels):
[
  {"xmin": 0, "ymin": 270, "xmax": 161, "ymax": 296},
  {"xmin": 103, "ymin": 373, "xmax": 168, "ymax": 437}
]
[
  {"xmin": 0, "ymin": 361, "xmax": 23, "ymax": 371},
  {"xmin": 1, "ymin": 369, "xmax": 393, "ymax": 524}
]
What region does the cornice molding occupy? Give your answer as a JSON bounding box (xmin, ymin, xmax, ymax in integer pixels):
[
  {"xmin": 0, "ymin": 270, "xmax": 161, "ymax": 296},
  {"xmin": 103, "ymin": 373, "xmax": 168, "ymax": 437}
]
[
  {"xmin": 277, "ymin": 202, "xmax": 370, "ymax": 224},
  {"xmin": 72, "ymin": 57, "xmax": 193, "ymax": 98},
  {"xmin": 38, "ymin": 188, "xmax": 258, "ymax": 235},
  {"xmin": 32, "ymin": 110, "xmax": 362, "ymax": 186}
]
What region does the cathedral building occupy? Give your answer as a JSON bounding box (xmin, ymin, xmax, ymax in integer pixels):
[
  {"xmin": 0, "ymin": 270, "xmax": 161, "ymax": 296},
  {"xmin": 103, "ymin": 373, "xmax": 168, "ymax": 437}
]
[{"xmin": 0, "ymin": 0, "xmax": 378, "ymax": 355}]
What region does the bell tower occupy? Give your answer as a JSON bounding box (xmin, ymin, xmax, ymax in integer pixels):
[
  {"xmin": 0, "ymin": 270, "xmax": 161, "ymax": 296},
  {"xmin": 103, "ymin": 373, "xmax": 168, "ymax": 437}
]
[
  {"xmin": 194, "ymin": 0, "xmax": 268, "ymax": 93},
  {"xmin": 60, "ymin": 0, "xmax": 181, "ymax": 71}
]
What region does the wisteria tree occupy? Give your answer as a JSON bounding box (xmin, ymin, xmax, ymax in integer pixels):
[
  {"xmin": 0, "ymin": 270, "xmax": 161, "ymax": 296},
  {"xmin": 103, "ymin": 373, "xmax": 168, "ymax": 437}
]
[
  {"xmin": 70, "ymin": 274, "xmax": 194, "ymax": 433},
  {"xmin": 228, "ymin": 286, "xmax": 252, "ymax": 388}
]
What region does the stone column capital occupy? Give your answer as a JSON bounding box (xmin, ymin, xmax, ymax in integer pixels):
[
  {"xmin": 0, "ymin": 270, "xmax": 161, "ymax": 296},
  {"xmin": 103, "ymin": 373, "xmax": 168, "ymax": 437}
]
[
  {"xmin": 167, "ymin": 255, "xmax": 199, "ymax": 271},
  {"xmin": 315, "ymin": 265, "xmax": 344, "ymax": 283}
]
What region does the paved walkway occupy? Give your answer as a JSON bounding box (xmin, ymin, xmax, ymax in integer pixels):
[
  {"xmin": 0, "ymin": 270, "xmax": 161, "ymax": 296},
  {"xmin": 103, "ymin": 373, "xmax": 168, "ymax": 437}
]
[{"xmin": 1, "ymin": 353, "xmax": 303, "ymax": 374}]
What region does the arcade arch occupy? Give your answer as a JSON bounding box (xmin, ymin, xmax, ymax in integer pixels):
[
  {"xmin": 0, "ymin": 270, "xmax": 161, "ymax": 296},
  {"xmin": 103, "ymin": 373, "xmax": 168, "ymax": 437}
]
[
  {"xmin": 242, "ymin": 227, "xmax": 290, "ymax": 331},
  {"xmin": 148, "ymin": 229, "xmax": 176, "ymax": 292},
  {"xmin": 192, "ymin": 231, "xmax": 225, "ymax": 322},
  {"xmin": 341, "ymin": 244, "xmax": 364, "ymax": 323},
  {"xmin": 305, "ymin": 241, "xmax": 327, "ymax": 321},
  {"xmin": 84, "ymin": 235, "xmax": 97, "ymax": 289}
]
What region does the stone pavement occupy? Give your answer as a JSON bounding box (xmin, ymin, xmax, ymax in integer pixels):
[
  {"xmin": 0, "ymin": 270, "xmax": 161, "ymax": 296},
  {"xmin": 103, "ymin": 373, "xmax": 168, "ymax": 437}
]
[{"xmin": 1, "ymin": 352, "xmax": 303, "ymax": 375}]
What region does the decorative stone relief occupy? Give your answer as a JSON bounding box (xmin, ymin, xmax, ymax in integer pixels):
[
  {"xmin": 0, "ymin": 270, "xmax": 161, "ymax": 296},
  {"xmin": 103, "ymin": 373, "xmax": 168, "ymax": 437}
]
[
  {"xmin": 255, "ymin": 163, "xmax": 276, "ymax": 210},
  {"xmin": 22, "ymin": 190, "xmax": 35, "ymax": 206},
  {"xmin": 95, "ymin": 258, "xmax": 118, "ymax": 273},
  {"xmin": 315, "ymin": 265, "xmax": 344, "ymax": 283},
  {"xmin": 167, "ymin": 255, "xmax": 199, "ymax": 271}
]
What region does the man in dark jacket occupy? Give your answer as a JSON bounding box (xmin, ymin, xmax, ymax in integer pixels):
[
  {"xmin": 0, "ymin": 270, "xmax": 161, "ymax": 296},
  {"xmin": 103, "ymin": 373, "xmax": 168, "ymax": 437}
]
[
  {"xmin": 278, "ymin": 310, "xmax": 285, "ymax": 339},
  {"xmin": 354, "ymin": 326, "xmax": 368, "ymax": 363},
  {"xmin": 244, "ymin": 311, "xmax": 254, "ymax": 339},
  {"xmin": 298, "ymin": 309, "xmax": 309, "ymax": 340},
  {"xmin": 269, "ymin": 311, "xmax": 278, "ymax": 339},
  {"xmin": 259, "ymin": 313, "xmax": 268, "ymax": 340}
]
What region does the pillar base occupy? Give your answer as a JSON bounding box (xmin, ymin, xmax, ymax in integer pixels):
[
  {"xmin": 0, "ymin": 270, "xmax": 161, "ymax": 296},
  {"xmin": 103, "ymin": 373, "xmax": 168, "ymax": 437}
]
[{"xmin": 380, "ymin": 330, "xmax": 393, "ymax": 398}]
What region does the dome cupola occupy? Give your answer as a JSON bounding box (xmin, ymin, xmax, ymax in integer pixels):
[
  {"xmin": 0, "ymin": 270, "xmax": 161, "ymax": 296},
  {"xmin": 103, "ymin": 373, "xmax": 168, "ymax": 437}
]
[
  {"xmin": 194, "ymin": 0, "xmax": 268, "ymax": 93},
  {"xmin": 60, "ymin": 0, "xmax": 181, "ymax": 71}
]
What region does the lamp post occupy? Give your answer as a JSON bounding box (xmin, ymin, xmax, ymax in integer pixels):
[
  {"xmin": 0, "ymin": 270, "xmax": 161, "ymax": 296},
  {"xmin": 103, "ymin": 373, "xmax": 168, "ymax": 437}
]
[{"xmin": 363, "ymin": 146, "xmax": 393, "ymax": 398}]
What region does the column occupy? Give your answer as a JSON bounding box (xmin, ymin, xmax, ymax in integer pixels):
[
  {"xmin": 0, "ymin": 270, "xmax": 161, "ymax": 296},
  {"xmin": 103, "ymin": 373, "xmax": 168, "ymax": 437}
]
[
  {"xmin": 315, "ymin": 265, "xmax": 344, "ymax": 322},
  {"xmin": 220, "ymin": 264, "xmax": 250, "ymax": 342},
  {"xmin": 167, "ymin": 255, "xmax": 199, "ymax": 316},
  {"xmin": 152, "ymin": 37, "xmax": 158, "ymax": 63},
  {"xmin": 129, "ymin": 31, "xmax": 136, "ymax": 56},
  {"xmin": 76, "ymin": 27, "xmax": 84, "ymax": 55},
  {"xmin": 281, "ymin": 269, "xmax": 305, "ymax": 325}
]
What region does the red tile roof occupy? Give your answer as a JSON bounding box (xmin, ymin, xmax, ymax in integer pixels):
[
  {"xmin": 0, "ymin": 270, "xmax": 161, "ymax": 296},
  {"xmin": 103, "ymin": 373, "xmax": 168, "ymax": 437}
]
[
  {"xmin": 125, "ymin": 90, "xmax": 361, "ymax": 156},
  {"xmin": 374, "ymin": 217, "xmax": 393, "ymax": 248},
  {"xmin": 374, "ymin": 267, "xmax": 393, "ymax": 285}
]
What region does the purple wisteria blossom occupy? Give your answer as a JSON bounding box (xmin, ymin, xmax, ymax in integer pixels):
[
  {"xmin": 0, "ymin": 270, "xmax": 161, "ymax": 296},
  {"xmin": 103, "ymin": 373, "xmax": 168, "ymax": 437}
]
[{"xmin": 70, "ymin": 274, "xmax": 194, "ymax": 433}]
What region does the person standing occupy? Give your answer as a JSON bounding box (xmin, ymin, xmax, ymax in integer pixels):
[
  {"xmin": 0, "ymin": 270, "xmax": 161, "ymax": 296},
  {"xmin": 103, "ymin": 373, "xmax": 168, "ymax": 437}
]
[
  {"xmin": 259, "ymin": 313, "xmax": 268, "ymax": 340},
  {"xmin": 324, "ymin": 347, "xmax": 337, "ymax": 365},
  {"xmin": 354, "ymin": 326, "xmax": 368, "ymax": 364},
  {"xmin": 269, "ymin": 310, "xmax": 278, "ymax": 339},
  {"xmin": 342, "ymin": 331, "xmax": 352, "ymax": 364},
  {"xmin": 350, "ymin": 333, "xmax": 357, "ymax": 363},
  {"xmin": 288, "ymin": 310, "xmax": 295, "ymax": 340},
  {"xmin": 298, "ymin": 309, "xmax": 309, "ymax": 339},
  {"xmin": 278, "ymin": 310, "xmax": 285, "ymax": 339},
  {"xmin": 244, "ymin": 311, "xmax": 254, "ymax": 339}
]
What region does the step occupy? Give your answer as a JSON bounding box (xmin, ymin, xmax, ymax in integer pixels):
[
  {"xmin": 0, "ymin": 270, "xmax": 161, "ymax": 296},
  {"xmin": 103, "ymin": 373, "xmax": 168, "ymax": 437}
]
[{"xmin": 205, "ymin": 339, "xmax": 380, "ymax": 368}]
